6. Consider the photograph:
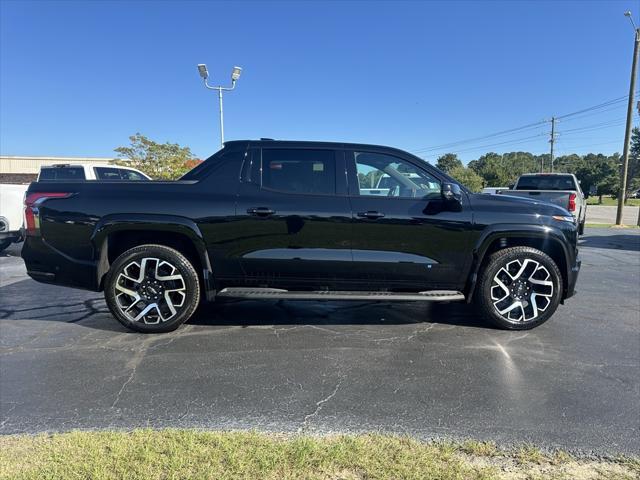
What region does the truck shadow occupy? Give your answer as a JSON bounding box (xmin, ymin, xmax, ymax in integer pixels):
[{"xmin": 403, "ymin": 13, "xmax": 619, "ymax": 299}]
[
  {"xmin": 188, "ymin": 299, "xmax": 489, "ymax": 330},
  {"xmin": 579, "ymin": 233, "xmax": 640, "ymax": 252}
]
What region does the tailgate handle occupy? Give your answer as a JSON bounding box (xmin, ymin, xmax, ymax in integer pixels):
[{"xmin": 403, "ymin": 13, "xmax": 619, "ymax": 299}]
[
  {"xmin": 357, "ymin": 211, "xmax": 385, "ymax": 219},
  {"xmin": 247, "ymin": 207, "xmax": 275, "ymax": 217}
]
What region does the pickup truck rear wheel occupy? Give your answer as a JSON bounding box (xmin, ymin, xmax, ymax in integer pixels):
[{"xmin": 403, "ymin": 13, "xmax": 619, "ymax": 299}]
[
  {"xmin": 477, "ymin": 247, "xmax": 563, "ymax": 330},
  {"xmin": 104, "ymin": 244, "xmax": 200, "ymax": 333}
]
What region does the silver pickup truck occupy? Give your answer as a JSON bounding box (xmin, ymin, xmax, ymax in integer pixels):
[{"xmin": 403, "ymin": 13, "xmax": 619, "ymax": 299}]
[{"xmin": 499, "ymin": 173, "xmax": 587, "ymax": 235}]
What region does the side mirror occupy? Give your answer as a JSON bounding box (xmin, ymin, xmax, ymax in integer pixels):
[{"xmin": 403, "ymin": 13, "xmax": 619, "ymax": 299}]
[
  {"xmin": 508, "ymin": 184, "xmax": 515, "ymax": 189},
  {"xmin": 441, "ymin": 182, "xmax": 462, "ymax": 206}
]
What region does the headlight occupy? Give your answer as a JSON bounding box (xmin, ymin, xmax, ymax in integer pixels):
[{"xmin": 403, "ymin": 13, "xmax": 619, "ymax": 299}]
[{"xmin": 552, "ymin": 215, "xmax": 576, "ymax": 223}]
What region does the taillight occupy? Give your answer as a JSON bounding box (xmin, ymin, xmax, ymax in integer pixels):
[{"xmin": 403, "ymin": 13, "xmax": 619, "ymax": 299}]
[
  {"xmin": 24, "ymin": 192, "xmax": 72, "ymax": 236},
  {"xmin": 568, "ymin": 193, "xmax": 577, "ymax": 213}
]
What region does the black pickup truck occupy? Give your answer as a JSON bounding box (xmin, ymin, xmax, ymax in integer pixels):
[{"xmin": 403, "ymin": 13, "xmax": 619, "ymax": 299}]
[{"xmin": 22, "ymin": 140, "xmax": 581, "ymax": 333}]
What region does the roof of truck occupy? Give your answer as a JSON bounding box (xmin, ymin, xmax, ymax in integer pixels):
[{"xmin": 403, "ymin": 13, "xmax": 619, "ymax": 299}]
[{"xmin": 224, "ymin": 139, "xmax": 422, "ymax": 157}]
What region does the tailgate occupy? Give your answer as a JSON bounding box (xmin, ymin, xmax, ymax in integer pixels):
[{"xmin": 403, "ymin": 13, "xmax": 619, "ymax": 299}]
[{"xmin": 501, "ymin": 190, "xmax": 571, "ymax": 209}]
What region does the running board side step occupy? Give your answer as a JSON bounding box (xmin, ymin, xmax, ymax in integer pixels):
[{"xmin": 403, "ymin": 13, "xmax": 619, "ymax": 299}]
[{"xmin": 217, "ymin": 288, "xmax": 465, "ymax": 302}]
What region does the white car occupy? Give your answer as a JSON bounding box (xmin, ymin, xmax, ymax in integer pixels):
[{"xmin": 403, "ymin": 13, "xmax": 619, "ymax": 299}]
[
  {"xmin": 38, "ymin": 163, "xmax": 151, "ymax": 181},
  {"xmin": 0, "ymin": 183, "xmax": 28, "ymax": 252},
  {"xmin": 481, "ymin": 187, "xmax": 508, "ymax": 194}
]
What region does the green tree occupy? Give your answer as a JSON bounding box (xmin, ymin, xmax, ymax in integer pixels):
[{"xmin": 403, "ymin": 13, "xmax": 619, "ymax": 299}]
[
  {"xmin": 435, "ymin": 153, "xmax": 463, "ymax": 173},
  {"xmin": 449, "ymin": 165, "xmax": 484, "ymax": 192},
  {"xmin": 114, "ymin": 133, "xmax": 196, "ymax": 180},
  {"xmin": 627, "ymin": 127, "xmax": 640, "ymax": 195}
]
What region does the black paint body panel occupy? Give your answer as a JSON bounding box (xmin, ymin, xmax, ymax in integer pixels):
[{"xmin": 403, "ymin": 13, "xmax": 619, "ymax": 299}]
[{"xmin": 21, "ymin": 140, "xmax": 581, "ymax": 301}]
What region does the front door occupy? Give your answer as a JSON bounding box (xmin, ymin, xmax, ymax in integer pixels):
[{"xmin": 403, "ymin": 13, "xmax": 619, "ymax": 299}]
[
  {"xmin": 346, "ymin": 150, "xmax": 473, "ymax": 291},
  {"xmin": 234, "ymin": 147, "xmax": 353, "ymax": 289}
]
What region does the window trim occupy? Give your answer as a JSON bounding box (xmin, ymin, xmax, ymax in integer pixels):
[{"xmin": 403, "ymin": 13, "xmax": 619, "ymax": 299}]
[
  {"xmin": 346, "ymin": 149, "xmax": 443, "ymax": 200},
  {"xmin": 258, "ymin": 147, "xmax": 346, "ymax": 197}
]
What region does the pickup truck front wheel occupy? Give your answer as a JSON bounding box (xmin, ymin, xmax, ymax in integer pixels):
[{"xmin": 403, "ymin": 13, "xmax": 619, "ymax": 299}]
[
  {"xmin": 104, "ymin": 244, "xmax": 200, "ymax": 333},
  {"xmin": 477, "ymin": 247, "xmax": 563, "ymax": 330}
]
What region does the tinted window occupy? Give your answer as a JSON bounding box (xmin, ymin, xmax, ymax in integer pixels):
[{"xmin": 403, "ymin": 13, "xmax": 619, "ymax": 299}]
[
  {"xmin": 262, "ymin": 149, "xmax": 336, "ymax": 195},
  {"xmin": 95, "ymin": 167, "xmax": 122, "ymax": 180},
  {"xmin": 354, "ymin": 152, "xmax": 440, "ymax": 198},
  {"xmin": 39, "ymin": 168, "xmax": 55, "ymax": 180},
  {"xmin": 119, "ymin": 169, "xmax": 146, "ymax": 181},
  {"xmin": 180, "ymin": 149, "xmax": 243, "ymax": 181},
  {"xmin": 515, "ymin": 175, "xmax": 576, "ymax": 191},
  {"xmin": 40, "ymin": 166, "xmax": 85, "ymax": 180}
]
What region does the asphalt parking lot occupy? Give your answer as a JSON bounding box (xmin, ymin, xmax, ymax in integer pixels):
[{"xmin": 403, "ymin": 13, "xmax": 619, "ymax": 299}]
[{"xmin": 0, "ymin": 228, "xmax": 638, "ymax": 455}]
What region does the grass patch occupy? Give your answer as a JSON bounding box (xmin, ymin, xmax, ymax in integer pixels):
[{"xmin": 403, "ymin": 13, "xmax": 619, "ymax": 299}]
[
  {"xmin": 586, "ymin": 197, "xmax": 640, "ymax": 206},
  {"xmin": 0, "ymin": 430, "xmax": 638, "ymax": 479}
]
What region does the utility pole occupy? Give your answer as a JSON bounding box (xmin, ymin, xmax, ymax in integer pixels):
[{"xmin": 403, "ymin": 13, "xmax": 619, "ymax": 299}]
[
  {"xmin": 617, "ymin": 12, "xmax": 639, "ymax": 225},
  {"xmin": 549, "ymin": 116, "xmax": 556, "ymax": 173}
]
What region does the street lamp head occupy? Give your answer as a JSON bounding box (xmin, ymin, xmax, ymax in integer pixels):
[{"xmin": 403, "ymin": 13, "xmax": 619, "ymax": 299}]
[
  {"xmin": 624, "ymin": 10, "xmax": 632, "ymax": 17},
  {"xmin": 231, "ymin": 66, "xmax": 242, "ymax": 82},
  {"xmin": 197, "ymin": 64, "xmax": 209, "ymax": 80}
]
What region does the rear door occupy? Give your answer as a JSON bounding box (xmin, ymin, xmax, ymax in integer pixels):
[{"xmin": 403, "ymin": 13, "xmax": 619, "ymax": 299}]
[
  {"xmin": 234, "ymin": 146, "xmax": 353, "ymax": 288},
  {"xmin": 346, "ymin": 149, "xmax": 473, "ymax": 291}
]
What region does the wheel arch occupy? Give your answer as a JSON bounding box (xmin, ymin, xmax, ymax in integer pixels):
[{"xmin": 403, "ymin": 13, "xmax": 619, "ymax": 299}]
[
  {"xmin": 465, "ymin": 224, "xmax": 571, "ymax": 302},
  {"xmin": 91, "ymin": 214, "xmax": 215, "ymax": 300}
]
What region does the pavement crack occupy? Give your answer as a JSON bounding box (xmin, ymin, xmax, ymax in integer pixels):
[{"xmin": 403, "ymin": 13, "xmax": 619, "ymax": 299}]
[
  {"xmin": 299, "ymin": 375, "xmax": 344, "ymax": 432},
  {"xmin": 110, "ymin": 336, "xmax": 154, "ymax": 409}
]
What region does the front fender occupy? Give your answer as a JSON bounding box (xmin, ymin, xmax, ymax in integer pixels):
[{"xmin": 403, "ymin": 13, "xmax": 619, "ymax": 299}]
[{"xmin": 465, "ymin": 223, "xmax": 574, "ymax": 301}]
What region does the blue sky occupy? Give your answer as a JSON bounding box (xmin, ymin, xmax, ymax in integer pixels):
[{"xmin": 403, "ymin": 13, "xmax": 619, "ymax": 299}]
[{"xmin": 1, "ymin": 0, "xmax": 638, "ymax": 163}]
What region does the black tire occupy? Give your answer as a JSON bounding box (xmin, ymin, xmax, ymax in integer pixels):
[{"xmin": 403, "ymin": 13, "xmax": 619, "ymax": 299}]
[
  {"xmin": 476, "ymin": 246, "xmax": 563, "ymax": 330},
  {"xmin": 578, "ymin": 220, "xmax": 585, "ymax": 235},
  {"xmin": 104, "ymin": 244, "xmax": 200, "ymax": 333},
  {"xmin": 0, "ymin": 239, "xmax": 12, "ymax": 254}
]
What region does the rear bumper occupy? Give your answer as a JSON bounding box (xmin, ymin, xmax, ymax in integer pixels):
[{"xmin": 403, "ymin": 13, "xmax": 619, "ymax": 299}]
[
  {"xmin": 0, "ymin": 231, "xmax": 22, "ymax": 243},
  {"xmin": 21, "ymin": 236, "xmax": 100, "ymax": 291}
]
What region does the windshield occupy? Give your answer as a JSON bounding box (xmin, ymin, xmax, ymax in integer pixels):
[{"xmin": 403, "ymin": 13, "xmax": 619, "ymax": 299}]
[{"xmin": 515, "ymin": 175, "xmax": 576, "ymax": 191}]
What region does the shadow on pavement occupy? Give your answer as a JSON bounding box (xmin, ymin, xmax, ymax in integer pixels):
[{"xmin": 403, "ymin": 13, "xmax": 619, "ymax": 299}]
[
  {"xmin": 579, "ymin": 233, "xmax": 640, "ymax": 252},
  {"xmin": 188, "ymin": 298, "xmax": 489, "ymax": 330}
]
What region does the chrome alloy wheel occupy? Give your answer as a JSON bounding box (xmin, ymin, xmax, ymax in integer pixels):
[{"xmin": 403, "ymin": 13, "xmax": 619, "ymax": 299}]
[
  {"xmin": 490, "ymin": 258, "xmax": 554, "ymax": 323},
  {"xmin": 114, "ymin": 257, "xmax": 187, "ymax": 324}
]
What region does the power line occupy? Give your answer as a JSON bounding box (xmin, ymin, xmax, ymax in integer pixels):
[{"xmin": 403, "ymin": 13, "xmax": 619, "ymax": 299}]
[
  {"xmin": 556, "ymin": 95, "xmax": 629, "ymax": 120},
  {"xmin": 411, "ymin": 121, "xmax": 547, "ymax": 154},
  {"xmin": 411, "ymin": 93, "xmax": 638, "ymax": 156}
]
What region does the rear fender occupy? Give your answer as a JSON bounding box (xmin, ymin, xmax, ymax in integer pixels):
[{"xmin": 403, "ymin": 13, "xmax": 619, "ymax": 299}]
[{"xmin": 91, "ymin": 214, "xmax": 215, "ymax": 299}]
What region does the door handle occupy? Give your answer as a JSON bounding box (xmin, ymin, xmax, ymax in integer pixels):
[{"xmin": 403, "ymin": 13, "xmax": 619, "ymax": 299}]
[
  {"xmin": 357, "ymin": 211, "xmax": 385, "ymax": 219},
  {"xmin": 247, "ymin": 207, "xmax": 275, "ymax": 217}
]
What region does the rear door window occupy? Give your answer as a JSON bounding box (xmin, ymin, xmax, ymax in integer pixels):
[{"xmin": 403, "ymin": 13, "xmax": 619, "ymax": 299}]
[
  {"xmin": 94, "ymin": 167, "xmax": 123, "ymax": 180},
  {"xmin": 118, "ymin": 169, "xmax": 147, "ymax": 180},
  {"xmin": 261, "ymin": 149, "xmax": 336, "ymax": 195}
]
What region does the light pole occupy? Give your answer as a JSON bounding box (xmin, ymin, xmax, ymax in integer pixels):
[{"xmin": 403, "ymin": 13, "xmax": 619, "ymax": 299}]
[
  {"xmin": 197, "ymin": 64, "xmax": 242, "ymax": 148},
  {"xmin": 616, "ymin": 11, "xmax": 639, "ymax": 225}
]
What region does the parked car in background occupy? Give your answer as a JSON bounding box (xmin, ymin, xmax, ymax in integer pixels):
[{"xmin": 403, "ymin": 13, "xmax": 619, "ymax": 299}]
[
  {"xmin": 0, "ymin": 183, "xmax": 28, "ymax": 252},
  {"xmin": 499, "ymin": 173, "xmax": 587, "ymax": 235},
  {"xmin": 481, "ymin": 187, "xmax": 508, "ymax": 195},
  {"xmin": 21, "ymin": 140, "xmax": 580, "ymax": 334},
  {"xmin": 630, "ymin": 189, "xmax": 640, "ymax": 199},
  {"xmin": 38, "ymin": 163, "xmax": 151, "ymax": 181}
]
